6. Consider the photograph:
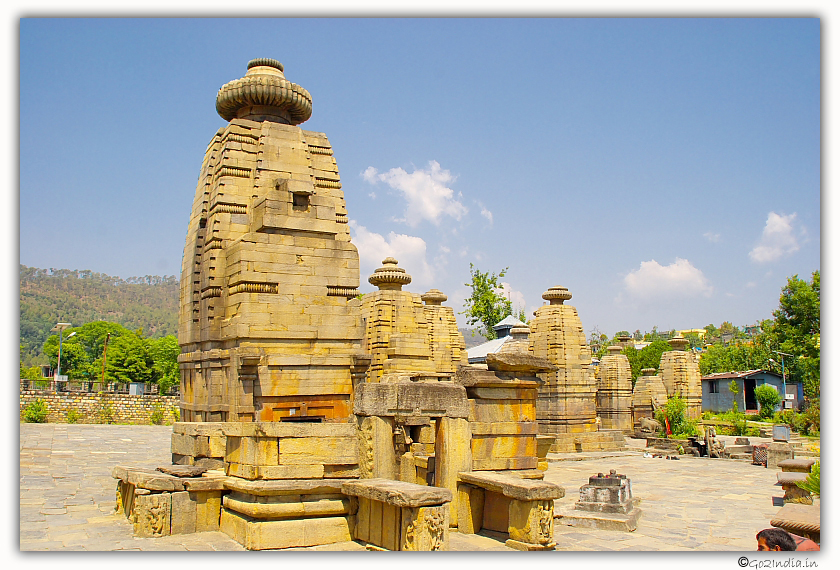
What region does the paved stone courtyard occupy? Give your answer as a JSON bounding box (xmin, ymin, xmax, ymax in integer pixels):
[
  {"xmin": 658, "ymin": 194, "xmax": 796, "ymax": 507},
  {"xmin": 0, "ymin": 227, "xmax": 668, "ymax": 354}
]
[{"xmin": 21, "ymin": 424, "xmax": 790, "ymax": 552}]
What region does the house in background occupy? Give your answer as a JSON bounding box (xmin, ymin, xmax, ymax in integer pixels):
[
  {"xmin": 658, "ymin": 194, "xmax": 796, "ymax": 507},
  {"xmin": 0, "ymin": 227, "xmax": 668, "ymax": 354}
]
[
  {"xmin": 466, "ymin": 315, "xmax": 522, "ymax": 364},
  {"xmin": 701, "ymin": 369, "xmax": 802, "ymax": 414}
]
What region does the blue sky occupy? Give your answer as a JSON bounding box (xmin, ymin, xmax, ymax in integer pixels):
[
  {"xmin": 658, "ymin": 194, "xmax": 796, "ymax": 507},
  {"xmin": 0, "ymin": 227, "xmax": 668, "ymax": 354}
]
[{"xmin": 17, "ymin": 17, "xmax": 820, "ymax": 337}]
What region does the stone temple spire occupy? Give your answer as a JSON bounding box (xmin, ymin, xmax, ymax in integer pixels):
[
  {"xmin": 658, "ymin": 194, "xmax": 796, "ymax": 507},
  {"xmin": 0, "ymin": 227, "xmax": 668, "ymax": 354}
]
[{"xmin": 215, "ymin": 58, "xmax": 313, "ymax": 125}]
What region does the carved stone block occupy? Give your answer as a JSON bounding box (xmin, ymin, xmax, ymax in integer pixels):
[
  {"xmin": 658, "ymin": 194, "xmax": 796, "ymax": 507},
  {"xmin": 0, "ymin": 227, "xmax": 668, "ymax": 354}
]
[{"xmin": 133, "ymin": 492, "xmax": 171, "ymax": 538}]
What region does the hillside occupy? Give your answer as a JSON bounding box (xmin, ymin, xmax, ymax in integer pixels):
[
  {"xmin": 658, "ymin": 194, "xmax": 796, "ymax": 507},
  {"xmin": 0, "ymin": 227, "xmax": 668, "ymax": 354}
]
[{"xmin": 19, "ymin": 265, "xmax": 179, "ymax": 367}]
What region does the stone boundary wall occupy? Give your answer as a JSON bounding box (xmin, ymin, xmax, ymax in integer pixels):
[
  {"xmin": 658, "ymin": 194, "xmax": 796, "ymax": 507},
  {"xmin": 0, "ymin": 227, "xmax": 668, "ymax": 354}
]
[{"xmin": 20, "ymin": 390, "xmax": 180, "ymax": 425}]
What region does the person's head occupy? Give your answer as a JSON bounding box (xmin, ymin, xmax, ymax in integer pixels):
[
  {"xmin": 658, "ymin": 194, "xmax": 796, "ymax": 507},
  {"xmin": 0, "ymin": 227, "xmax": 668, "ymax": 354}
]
[{"xmin": 756, "ymin": 528, "xmax": 797, "ymax": 551}]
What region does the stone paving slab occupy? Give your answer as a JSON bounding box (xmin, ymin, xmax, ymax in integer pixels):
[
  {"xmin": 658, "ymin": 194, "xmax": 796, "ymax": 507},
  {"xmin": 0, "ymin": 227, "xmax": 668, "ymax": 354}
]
[{"xmin": 19, "ymin": 423, "xmax": 804, "ymax": 552}]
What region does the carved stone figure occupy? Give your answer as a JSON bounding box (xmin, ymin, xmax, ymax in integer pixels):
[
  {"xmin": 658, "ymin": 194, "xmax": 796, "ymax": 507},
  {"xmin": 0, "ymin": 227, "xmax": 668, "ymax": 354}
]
[{"xmin": 638, "ymin": 417, "xmax": 662, "ymax": 434}]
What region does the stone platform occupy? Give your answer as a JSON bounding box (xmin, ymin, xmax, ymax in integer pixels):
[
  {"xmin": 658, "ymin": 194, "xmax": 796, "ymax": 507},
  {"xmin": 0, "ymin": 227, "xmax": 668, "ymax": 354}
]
[{"xmin": 21, "ymin": 423, "xmax": 804, "ymax": 551}]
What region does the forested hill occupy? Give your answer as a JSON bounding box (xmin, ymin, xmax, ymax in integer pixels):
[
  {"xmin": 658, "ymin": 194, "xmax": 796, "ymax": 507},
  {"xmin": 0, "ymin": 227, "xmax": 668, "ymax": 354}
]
[{"xmin": 20, "ymin": 265, "xmax": 179, "ymax": 367}]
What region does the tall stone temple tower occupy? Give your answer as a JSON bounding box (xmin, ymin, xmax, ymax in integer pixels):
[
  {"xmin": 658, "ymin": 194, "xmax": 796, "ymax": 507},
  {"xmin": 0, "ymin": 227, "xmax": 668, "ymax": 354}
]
[
  {"xmin": 529, "ymin": 286, "xmax": 597, "ymax": 434},
  {"xmin": 595, "ymin": 345, "xmax": 633, "ymax": 433},
  {"xmin": 177, "ymin": 58, "xmax": 364, "ymax": 423},
  {"xmin": 658, "ymin": 334, "xmax": 703, "ymax": 420}
]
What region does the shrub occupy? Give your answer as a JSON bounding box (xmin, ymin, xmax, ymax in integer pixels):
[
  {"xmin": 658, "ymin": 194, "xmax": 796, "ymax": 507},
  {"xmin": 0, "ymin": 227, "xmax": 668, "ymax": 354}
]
[
  {"xmin": 98, "ymin": 402, "xmax": 115, "ymax": 424},
  {"xmin": 149, "ymin": 404, "xmax": 165, "ymax": 425},
  {"xmin": 172, "ymin": 407, "xmax": 180, "ymax": 422},
  {"xmin": 800, "ymin": 400, "xmax": 820, "ymax": 436},
  {"xmin": 754, "ymin": 384, "xmax": 782, "ymax": 419},
  {"xmin": 796, "ymin": 461, "xmax": 820, "ymax": 497},
  {"xmin": 23, "ymin": 399, "xmax": 49, "ymax": 423},
  {"xmin": 654, "ymin": 397, "xmax": 697, "ymax": 437},
  {"xmin": 66, "ymin": 409, "xmax": 83, "ymax": 424}
]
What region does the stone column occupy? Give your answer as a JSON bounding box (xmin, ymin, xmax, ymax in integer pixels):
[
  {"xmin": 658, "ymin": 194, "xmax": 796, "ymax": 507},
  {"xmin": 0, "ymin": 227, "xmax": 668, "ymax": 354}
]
[{"xmin": 434, "ymin": 416, "xmax": 472, "ymax": 527}]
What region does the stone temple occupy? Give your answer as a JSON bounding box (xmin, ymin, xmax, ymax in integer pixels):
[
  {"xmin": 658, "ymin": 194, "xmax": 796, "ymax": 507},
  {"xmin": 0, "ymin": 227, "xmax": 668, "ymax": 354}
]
[{"xmin": 110, "ymin": 58, "xmax": 651, "ymax": 551}]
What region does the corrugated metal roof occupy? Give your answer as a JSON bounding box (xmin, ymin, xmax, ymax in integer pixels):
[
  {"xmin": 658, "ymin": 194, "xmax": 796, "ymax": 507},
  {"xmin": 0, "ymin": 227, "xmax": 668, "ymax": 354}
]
[
  {"xmin": 701, "ymin": 369, "xmax": 782, "ymax": 381},
  {"xmin": 467, "ymin": 336, "xmax": 511, "ymax": 363},
  {"xmin": 493, "ymin": 315, "xmax": 523, "ymax": 329}
]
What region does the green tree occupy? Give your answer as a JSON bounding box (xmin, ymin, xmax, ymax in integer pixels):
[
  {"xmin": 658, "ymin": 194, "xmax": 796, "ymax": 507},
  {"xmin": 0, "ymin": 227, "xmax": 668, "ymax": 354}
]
[
  {"xmin": 769, "ymin": 271, "xmax": 820, "ymax": 399},
  {"xmin": 623, "ymin": 340, "xmax": 673, "ymax": 386},
  {"xmin": 754, "ymin": 384, "xmax": 783, "ymax": 419},
  {"xmin": 105, "ymin": 333, "xmax": 153, "ymax": 384},
  {"xmin": 42, "ymin": 335, "xmax": 89, "ymax": 379},
  {"xmin": 462, "ymin": 264, "xmax": 513, "ymax": 340},
  {"xmin": 149, "ymin": 335, "xmax": 180, "ymax": 393}
]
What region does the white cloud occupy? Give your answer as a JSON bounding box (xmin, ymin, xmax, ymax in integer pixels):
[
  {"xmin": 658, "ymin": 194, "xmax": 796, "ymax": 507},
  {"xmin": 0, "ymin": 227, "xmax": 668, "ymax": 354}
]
[
  {"xmin": 349, "ymin": 220, "xmax": 434, "ymax": 289},
  {"xmin": 368, "ymin": 191, "xmax": 376, "ymax": 199},
  {"xmin": 623, "ymin": 258, "xmax": 713, "ymax": 302},
  {"xmin": 499, "ymin": 282, "xmax": 527, "ymax": 313},
  {"xmin": 480, "ymin": 207, "xmax": 493, "ymax": 224},
  {"xmin": 749, "ymin": 212, "xmax": 801, "ymax": 263},
  {"xmin": 362, "ymin": 166, "xmax": 379, "ymax": 183},
  {"xmin": 361, "ymin": 161, "xmax": 468, "ymax": 227},
  {"xmin": 703, "ymin": 231, "xmax": 721, "ymax": 243}
]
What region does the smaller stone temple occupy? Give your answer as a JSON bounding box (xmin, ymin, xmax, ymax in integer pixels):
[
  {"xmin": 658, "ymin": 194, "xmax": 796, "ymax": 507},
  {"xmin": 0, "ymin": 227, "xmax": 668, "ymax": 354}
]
[
  {"xmin": 631, "ymin": 367, "xmax": 669, "ymax": 431},
  {"xmin": 658, "ymin": 334, "xmax": 702, "ymax": 419},
  {"xmin": 529, "ymin": 286, "xmax": 596, "ymax": 435},
  {"xmin": 529, "ymin": 286, "xmax": 626, "ymax": 453},
  {"xmin": 595, "ymin": 345, "xmax": 633, "ymax": 433}
]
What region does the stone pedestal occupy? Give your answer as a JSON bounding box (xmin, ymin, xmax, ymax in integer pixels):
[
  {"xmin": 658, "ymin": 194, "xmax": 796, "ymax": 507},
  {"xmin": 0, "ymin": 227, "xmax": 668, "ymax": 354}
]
[
  {"xmin": 342, "ymin": 478, "xmax": 451, "ymax": 550},
  {"xmin": 556, "ymin": 469, "xmax": 642, "ymax": 532},
  {"xmin": 777, "ymin": 472, "xmax": 813, "ymax": 504},
  {"xmin": 771, "ymin": 502, "xmax": 820, "ymax": 544},
  {"xmin": 767, "ymin": 442, "xmax": 795, "ymax": 469},
  {"xmin": 113, "ymin": 465, "xmax": 226, "ymax": 538},
  {"xmin": 457, "ymin": 471, "xmax": 563, "ymax": 550},
  {"xmin": 220, "ymin": 478, "xmax": 353, "ymax": 550}
]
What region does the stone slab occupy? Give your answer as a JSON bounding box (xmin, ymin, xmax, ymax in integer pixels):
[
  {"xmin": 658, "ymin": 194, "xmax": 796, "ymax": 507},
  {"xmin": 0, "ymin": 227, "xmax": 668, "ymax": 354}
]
[
  {"xmin": 220, "ymin": 422, "xmax": 357, "ymax": 438},
  {"xmin": 220, "ymin": 508, "xmax": 351, "ymax": 550},
  {"xmin": 777, "ymin": 458, "xmax": 817, "ymax": 472},
  {"xmin": 157, "ymin": 465, "xmax": 208, "ymax": 478},
  {"xmin": 458, "ymin": 471, "xmax": 564, "ymax": 501},
  {"xmin": 485, "ymin": 352, "xmax": 556, "ymax": 373},
  {"xmin": 770, "ymin": 503, "xmax": 820, "ymax": 542},
  {"xmin": 224, "ymin": 477, "xmax": 352, "ymax": 496},
  {"xmin": 113, "ymin": 467, "xmax": 185, "ymax": 491},
  {"xmin": 342, "ymin": 478, "xmax": 452, "ymax": 507},
  {"xmin": 555, "ymin": 506, "xmax": 642, "ymax": 532}
]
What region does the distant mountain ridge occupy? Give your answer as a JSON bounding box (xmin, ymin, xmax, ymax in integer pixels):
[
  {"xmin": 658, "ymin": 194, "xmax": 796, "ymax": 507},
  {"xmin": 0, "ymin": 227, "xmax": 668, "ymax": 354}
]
[{"xmin": 19, "ymin": 265, "xmax": 179, "ymax": 367}]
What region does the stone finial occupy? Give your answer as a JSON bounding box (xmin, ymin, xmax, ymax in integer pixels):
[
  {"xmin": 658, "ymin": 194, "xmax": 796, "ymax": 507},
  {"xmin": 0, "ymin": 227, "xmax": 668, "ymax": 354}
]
[
  {"xmin": 542, "ymin": 286, "xmax": 572, "ymax": 305},
  {"xmin": 607, "ymin": 345, "xmax": 622, "ymax": 355},
  {"xmin": 641, "ymin": 368, "xmax": 656, "ymax": 376},
  {"xmin": 216, "ymin": 58, "xmax": 313, "ymax": 125},
  {"xmin": 421, "ymin": 289, "xmax": 447, "ymax": 305},
  {"xmin": 368, "ymin": 257, "xmax": 412, "ymax": 290},
  {"xmin": 510, "ymin": 323, "xmax": 530, "ymax": 341},
  {"xmin": 668, "ymin": 334, "xmax": 689, "ymax": 351}
]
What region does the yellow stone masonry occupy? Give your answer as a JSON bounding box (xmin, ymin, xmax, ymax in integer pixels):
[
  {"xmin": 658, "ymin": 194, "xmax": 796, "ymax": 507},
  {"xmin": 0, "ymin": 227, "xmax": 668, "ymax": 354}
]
[
  {"xmin": 178, "ymin": 60, "xmax": 363, "ymax": 423},
  {"xmin": 529, "ymin": 286, "xmax": 597, "ymax": 434},
  {"xmin": 595, "ymin": 346, "xmax": 633, "ymax": 433}
]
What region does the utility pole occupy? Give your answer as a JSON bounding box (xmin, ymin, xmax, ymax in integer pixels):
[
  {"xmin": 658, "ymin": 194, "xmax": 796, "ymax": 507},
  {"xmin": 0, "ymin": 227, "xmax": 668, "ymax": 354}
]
[
  {"xmin": 771, "ymin": 350, "xmax": 793, "ymax": 409},
  {"xmin": 100, "ymin": 332, "xmax": 111, "ymax": 388}
]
